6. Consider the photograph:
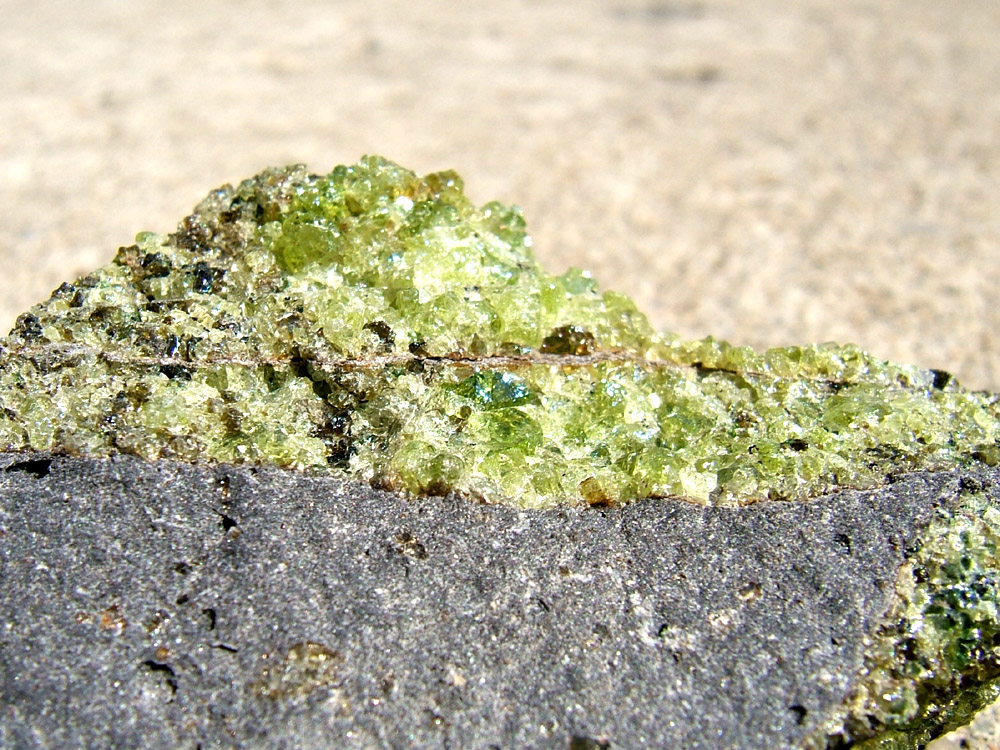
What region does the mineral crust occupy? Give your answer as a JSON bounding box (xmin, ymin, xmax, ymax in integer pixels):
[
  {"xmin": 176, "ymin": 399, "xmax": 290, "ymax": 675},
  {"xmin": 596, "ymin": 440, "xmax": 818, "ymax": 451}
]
[{"xmin": 0, "ymin": 156, "xmax": 998, "ymax": 508}]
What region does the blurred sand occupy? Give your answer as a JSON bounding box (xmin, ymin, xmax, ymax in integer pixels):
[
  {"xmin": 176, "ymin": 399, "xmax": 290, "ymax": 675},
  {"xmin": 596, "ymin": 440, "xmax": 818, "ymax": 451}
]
[{"xmin": 1, "ymin": 1, "xmax": 999, "ymax": 745}]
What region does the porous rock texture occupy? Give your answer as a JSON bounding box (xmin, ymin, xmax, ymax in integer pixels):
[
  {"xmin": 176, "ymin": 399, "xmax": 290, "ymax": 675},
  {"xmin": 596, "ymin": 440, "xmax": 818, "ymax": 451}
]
[{"xmin": 1, "ymin": 451, "xmax": 995, "ymax": 749}]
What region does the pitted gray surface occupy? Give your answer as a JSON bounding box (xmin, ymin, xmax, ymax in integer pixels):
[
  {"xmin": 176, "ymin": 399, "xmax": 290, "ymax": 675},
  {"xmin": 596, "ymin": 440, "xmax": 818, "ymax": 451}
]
[{"xmin": 0, "ymin": 453, "xmax": 978, "ymax": 749}]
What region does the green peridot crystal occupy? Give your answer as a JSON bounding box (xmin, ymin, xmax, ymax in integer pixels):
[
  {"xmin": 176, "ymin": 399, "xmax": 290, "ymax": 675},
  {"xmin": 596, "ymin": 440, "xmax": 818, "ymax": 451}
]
[{"xmin": 1, "ymin": 155, "xmax": 998, "ymax": 508}]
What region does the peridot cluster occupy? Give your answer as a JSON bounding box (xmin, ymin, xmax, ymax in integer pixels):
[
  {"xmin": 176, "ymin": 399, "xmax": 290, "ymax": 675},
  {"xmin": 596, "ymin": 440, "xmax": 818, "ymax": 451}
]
[{"xmin": 1, "ymin": 156, "xmax": 998, "ymax": 507}]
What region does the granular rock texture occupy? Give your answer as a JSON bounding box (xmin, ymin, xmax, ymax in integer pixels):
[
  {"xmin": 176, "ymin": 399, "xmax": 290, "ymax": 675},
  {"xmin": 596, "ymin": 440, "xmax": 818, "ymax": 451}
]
[
  {"xmin": 1, "ymin": 158, "xmax": 998, "ymax": 508},
  {"xmin": 2, "ymin": 453, "xmax": 998, "ymax": 749}
]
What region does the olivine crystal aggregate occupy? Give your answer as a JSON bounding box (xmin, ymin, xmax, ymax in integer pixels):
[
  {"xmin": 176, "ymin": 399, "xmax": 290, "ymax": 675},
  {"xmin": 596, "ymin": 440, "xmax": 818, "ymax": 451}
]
[{"xmin": 1, "ymin": 155, "xmax": 999, "ymax": 508}]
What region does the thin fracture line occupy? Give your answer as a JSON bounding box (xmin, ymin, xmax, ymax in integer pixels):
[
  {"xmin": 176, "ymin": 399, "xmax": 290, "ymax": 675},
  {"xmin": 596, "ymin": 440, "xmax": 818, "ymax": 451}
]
[{"xmin": 0, "ymin": 340, "xmax": 917, "ymax": 388}]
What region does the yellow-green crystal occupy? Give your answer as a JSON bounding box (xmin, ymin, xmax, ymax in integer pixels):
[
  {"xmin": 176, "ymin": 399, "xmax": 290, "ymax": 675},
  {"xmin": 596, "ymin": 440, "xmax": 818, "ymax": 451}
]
[{"xmin": 1, "ymin": 155, "xmax": 999, "ymax": 508}]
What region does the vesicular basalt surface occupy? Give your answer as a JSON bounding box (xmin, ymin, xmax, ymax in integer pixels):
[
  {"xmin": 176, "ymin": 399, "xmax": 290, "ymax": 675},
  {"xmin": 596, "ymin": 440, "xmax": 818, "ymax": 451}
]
[
  {"xmin": 0, "ymin": 156, "xmax": 998, "ymax": 507},
  {"xmin": 0, "ymin": 452, "xmax": 997, "ymax": 750}
]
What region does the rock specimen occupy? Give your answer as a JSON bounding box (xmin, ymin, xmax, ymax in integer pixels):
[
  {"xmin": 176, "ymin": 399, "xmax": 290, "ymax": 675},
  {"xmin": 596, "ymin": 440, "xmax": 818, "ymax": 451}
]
[{"xmin": 1, "ymin": 157, "xmax": 999, "ymax": 748}]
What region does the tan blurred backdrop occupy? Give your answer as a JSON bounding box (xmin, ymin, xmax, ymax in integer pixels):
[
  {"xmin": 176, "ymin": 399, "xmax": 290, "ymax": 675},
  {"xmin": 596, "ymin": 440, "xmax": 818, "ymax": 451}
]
[{"xmin": 1, "ymin": 1, "xmax": 999, "ymax": 745}]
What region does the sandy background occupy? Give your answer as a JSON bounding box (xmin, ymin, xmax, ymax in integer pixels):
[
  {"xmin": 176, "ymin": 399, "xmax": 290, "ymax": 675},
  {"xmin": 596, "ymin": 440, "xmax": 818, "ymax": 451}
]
[{"xmin": 1, "ymin": 1, "xmax": 998, "ymax": 745}]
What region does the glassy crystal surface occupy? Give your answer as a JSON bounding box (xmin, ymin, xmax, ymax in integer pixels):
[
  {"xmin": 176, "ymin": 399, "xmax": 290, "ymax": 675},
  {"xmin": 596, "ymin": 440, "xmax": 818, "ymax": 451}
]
[{"xmin": 1, "ymin": 156, "xmax": 998, "ymax": 508}]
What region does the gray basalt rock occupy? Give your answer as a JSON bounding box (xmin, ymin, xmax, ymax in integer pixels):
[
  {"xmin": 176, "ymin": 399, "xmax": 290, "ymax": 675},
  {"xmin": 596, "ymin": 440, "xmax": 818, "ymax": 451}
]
[{"xmin": 2, "ymin": 452, "xmax": 996, "ymax": 749}]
